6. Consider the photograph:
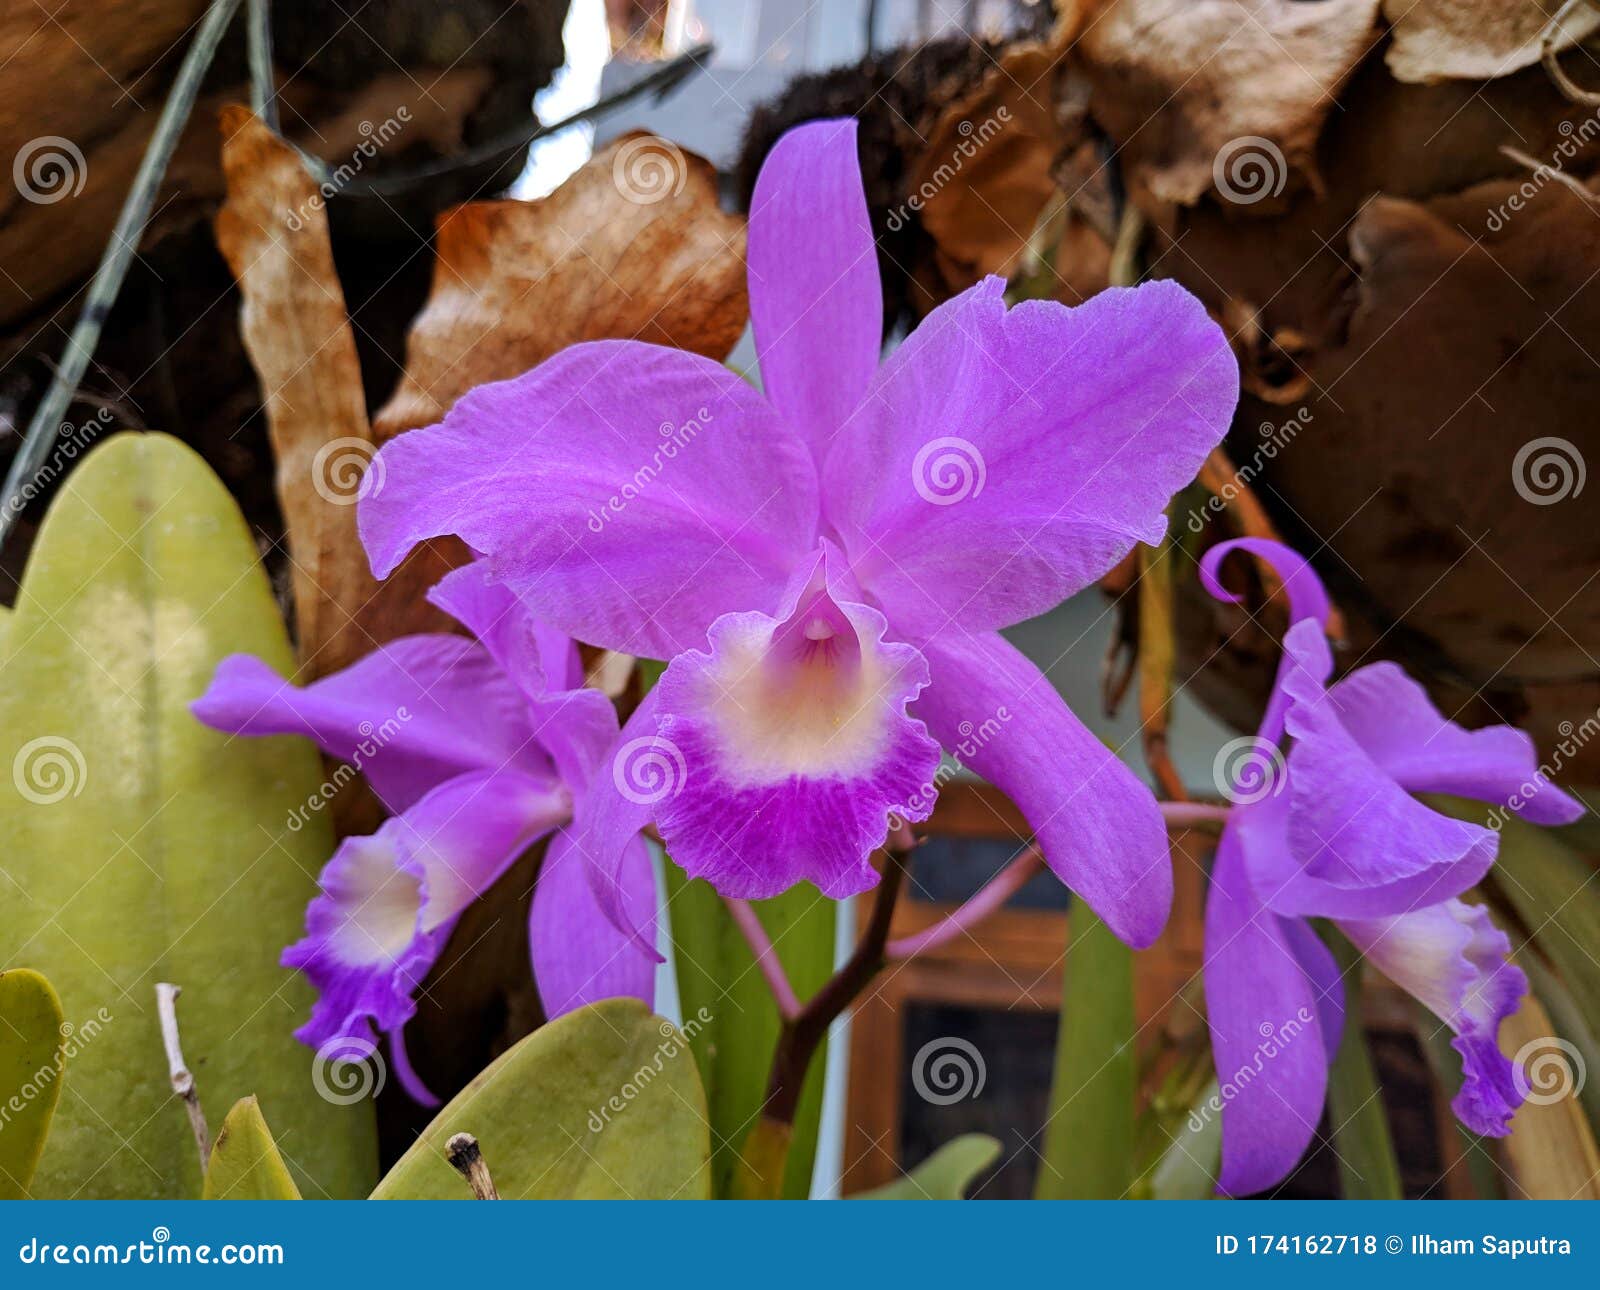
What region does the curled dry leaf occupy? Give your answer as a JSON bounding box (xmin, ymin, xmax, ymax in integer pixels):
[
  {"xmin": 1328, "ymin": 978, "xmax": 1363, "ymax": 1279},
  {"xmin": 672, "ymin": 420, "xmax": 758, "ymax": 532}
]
[
  {"xmin": 373, "ymin": 131, "xmax": 748, "ymax": 440},
  {"xmin": 217, "ymin": 107, "xmax": 398, "ymax": 677},
  {"xmin": 1075, "ymin": 0, "xmax": 1384, "ymax": 207},
  {"xmin": 1382, "ymin": 0, "xmax": 1600, "ymax": 84},
  {"xmin": 912, "ymin": 42, "xmax": 1073, "ymax": 294}
]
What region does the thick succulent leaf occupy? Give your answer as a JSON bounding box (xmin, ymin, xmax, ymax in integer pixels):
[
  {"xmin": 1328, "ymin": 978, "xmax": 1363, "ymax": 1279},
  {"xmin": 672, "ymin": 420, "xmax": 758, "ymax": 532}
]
[
  {"xmin": 0, "ymin": 432, "xmax": 376, "ymax": 1199},
  {"xmin": 372, "ymin": 998, "xmax": 710, "ymax": 1199},
  {"xmin": 856, "ymin": 1134, "xmax": 1001, "ymax": 1199},
  {"xmin": 203, "ymin": 1097, "xmax": 302, "ymax": 1199},
  {"xmin": 0, "ymin": 969, "xmax": 65, "ymax": 1199},
  {"xmin": 1036, "ymin": 903, "xmax": 1136, "ymax": 1198},
  {"xmin": 665, "ymin": 867, "xmax": 835, "ymax": 1198},
  {"xmin": 1147, "ymin": 1079, "xmax": 1223, "ymax": 1200}
]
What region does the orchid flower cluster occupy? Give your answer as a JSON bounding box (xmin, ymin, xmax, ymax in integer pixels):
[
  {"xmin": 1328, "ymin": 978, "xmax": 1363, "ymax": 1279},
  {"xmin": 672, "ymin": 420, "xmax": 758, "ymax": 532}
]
[{"xmin": 193, "ymin": 118, "xmax": 1580, "ymax": 1193}]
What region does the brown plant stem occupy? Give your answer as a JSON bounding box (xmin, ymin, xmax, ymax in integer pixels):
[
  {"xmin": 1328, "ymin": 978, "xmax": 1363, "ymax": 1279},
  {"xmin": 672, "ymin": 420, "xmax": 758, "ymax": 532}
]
[
  {"xmin": 446, "ymin": 1133, "xmax": 500, "ymax": 1199},
  {"xmin": 733, "ymin": 840, "xmax": 913, "ymax": 1197}
]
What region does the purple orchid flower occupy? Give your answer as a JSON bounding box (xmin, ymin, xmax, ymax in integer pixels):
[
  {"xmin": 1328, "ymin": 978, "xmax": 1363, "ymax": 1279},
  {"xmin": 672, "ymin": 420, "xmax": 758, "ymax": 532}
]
[
  {"xmin": 357, "ymin": 118, "xmax": 1239, "ymax": 949},
  {"xmin": 1198, "ymin": 538, "xmax": 1583, "ymax": 1196},
  {"xmin": 191, "ymin": 561, "xmax": 657, "ymax": 1103}
]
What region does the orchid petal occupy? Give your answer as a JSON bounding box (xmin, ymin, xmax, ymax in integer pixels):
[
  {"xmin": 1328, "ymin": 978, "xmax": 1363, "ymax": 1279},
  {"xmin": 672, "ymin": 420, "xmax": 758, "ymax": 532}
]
[
  {"xmin": 192, "ymin": 639, "xmax": 547, "ymax": 813},
  {"xmin": 1206, "ymin": 829, "xmax": 1330, "ymax": 1197},
  {"xmin": 824, "ymin": 278, "xmax": 1236, "ymax": 638},
  {"xmin": 282, "ymin": 767, "xmax": 569, "ymax": 1057},
  {"xmin": 913, "ymin": 631, "xmax": 1172, "ymax": 948},
  {"xmin": 360, "ymin": 341, "xmax": 818, "ymax": 658},
  {"xmin": 1327, "ymin": 661, "xmax": 1584, "ymax": 827},
  {"xmin": 530, "ymin": 829, "xmax": 658, "ymax": 1018},
  {"xmin": 748, "ymin": 117, "xmax": 882, "ymax": 466},
  {"xmin": 1338, "ymin": 899, "xmax": 1528, "ymax": 1136}
]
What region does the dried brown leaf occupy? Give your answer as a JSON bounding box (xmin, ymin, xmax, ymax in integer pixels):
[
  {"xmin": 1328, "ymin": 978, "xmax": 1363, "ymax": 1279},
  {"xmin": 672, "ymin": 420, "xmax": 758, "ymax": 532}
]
[
  {"xmin": 1383, "ymin": 0, "xmax": 1599, "ymax": 84},
  {"xmin": 1076, "ymin": 0, "xmax": 1384, "ymax": 207},
  {"xmin": 215, "ymin": 106, "xmax": 394, "ymax": 677},
  {"xmin": 373, "ymin": 132, "xmax": 747, "ymax": 440},
  {"xmin": 1498, "ymin": 993, "xmax": 1600, "ymax": 1198},
  {"xmin": 913, "ymin": 43, "xmax": 1072, "ymax": 290}
]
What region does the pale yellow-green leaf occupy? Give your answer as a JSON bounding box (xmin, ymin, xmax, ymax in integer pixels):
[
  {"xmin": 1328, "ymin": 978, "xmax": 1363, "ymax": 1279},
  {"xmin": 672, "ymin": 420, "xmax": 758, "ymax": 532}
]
[
  {"xmin": 855, "ymin": 1135, "xmax": 1000, "ymax": 1199},
  {"xmin": 372, "ymin": 998, "xmax": 710, "ymax": 1199},
  {"xmin": 0, "ymin": 432, "xmax": 376, "ymax": 1198},
  {"xmin": 203, "ymin": 1097, "xmax": 302, "ymax": 1199},
  {"xmin": 0, "ymin": 968, "xmax": 65, "ymax": 1198}
]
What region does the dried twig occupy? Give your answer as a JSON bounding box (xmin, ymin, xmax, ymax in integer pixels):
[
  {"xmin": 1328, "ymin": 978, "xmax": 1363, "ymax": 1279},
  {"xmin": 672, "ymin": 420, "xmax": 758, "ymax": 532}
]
[
  {"xmin": 155, "ymin": 982, "xmax": 210, "ymax": 1173},
  {"xmin": 446, "ymin": 1133, "xmax": 499, "ymax": 1199}
]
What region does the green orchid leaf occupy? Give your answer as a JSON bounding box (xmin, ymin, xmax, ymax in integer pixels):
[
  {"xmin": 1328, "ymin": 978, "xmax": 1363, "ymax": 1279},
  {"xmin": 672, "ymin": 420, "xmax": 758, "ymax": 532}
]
[
  {"xmin": 0, "ymin": 969, "xmax": 66, "ymax": 1198},
  {"xmin": 1036, "ymin": 902, "xmax": 1136, "ymax": 1198},
  {"xmin": 1146, "ymin": 1078, "xmax": 1222, "ymax": 1199},
  {"xmin": 0, "ymin": 432, "xmax": 376, "ymax": 1199},
  {"xmin": 1323, "ymin": 933, "xmax": 1403, "ymax": 1199},
  {"xmin": 203, "ymin": 1097, "xmax": 302, "ymax": 1199},
  {"xmin": 665, "ymin": 867, "xmax": 835, "ymax": 1198},
  {"xmin": 373, "ymin": 998, "xmax": 710, "ymax": 1199},
  {"xmin": 856, "ymin": 1134, "xmax": 1001, "ymax": 1199}
]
